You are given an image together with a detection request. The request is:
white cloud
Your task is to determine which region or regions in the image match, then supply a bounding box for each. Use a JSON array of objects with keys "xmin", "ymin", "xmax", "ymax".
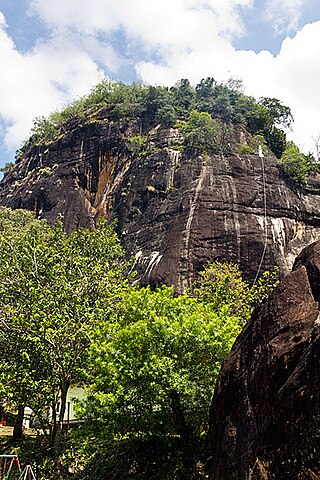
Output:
[
  {"xmin": 264, "ymin": 0, "xmax": 306, "ymax": 34},
  {"xmin": 0, "ymin": 11, "xmax": 7, "ymax": 28},
  {"xmin": 29, "ymin": 0, "xmax": 251, "ymax": 87},
  {"xmin": 137, "ymin": 19, "xmax": 320, "ymax": 153},
  {"xmin": 236, "ymin": 22, "xmax": 320, "ymax": 153},
  {"xmin": 0, "ymin": 0, "xmax": 254, "ymax": 154},
  {"xmin": 273, "ymin": 22, "xmax": 320, "ymax": 151},
  {"xmin": 0, "ymin": 16, "xmax": 119, "ymax": 152},
  {"xmin": 1, "ymin": 0, "xmax": 320, "ymax": 159},
  {"xmin": 29, "ymin": 0, "xmax": 253, "ymax": 48}
]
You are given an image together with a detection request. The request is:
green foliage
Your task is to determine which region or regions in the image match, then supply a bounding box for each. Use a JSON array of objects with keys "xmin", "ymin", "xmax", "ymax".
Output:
[
  {"xmin": 0, "ymin": 211, "xmax": 279, "ymax": 478},
  {"xmin": 239, "ymin": 144, "xmax": 255, "ymax": 154},
  {"xmin": 0, "ymin": 208, "xmax": 129, "ymax": 448},
  {"xmin": 239, "ymin": 134, "xmax": 268, "ymax": 156},
  {"xmin": 30, "ymin": 116, "xmax": 59, "ymax": 144},
  {"xmin": 250, "ymin": 133, "xmax": 268, "ymax": 154},
  {"xmin": 180, "ymin": 110, "xmax": 220, "ymax": 155},
  {"xmin": 17, "ymin": 77, "xmax": 292, "ymax": 160},
  {"xmin": 128, "ymin": 135, "xmax": 146, "ymax": 156},
  {"xmin": 75, "ymin": 262, "xmax": 278, "ymax": 479},
  {"xmin": 264, "ymin": 126, "xmax": 286, "ymax": 159},
  {"xmin": 258, "ymin": 97, "xmax": 293, "ymax": 130},
  {"xmin": 79, "ymin": 285, "xmax": 244, "ymax": 479},
  {"xmin": 190, "ymin": 261, "xmax": 279, "ymax": 323},
  {"xmin": 141, "ymin": 85, "xmax": 172, "ymax": 119},
  {"xmin": 0, "ymin": 162, "xmax": 15, "ymax": 176},
  {"xmin": 155, "ymin": 104, "xmax": 177, "ymax": 127},
  {"xmin": 278, "ymin": 141, "xmax": 319, "ymax": 185},
  {"xmin": 244, "ymin": 97, "xmax": 292, "ymax": 158},
  {"xmin": 170, "ymin": 78, "xmax": 195, "ymax": 118}
]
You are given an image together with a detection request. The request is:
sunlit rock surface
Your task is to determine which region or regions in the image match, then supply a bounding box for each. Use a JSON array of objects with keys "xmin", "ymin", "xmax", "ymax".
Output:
[
  {"xmin": 208, "ymin": 240, "xmax": 320, "ymax": 479},
  {"xmin": 1, "ymin": 116, "xmax": 320, "ymax": 292}
]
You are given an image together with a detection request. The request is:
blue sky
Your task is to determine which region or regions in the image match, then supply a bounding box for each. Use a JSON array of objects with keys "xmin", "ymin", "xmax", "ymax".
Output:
[{"xmin": 0, "ymin": 0, "xmax": 320, "ymax": 169}]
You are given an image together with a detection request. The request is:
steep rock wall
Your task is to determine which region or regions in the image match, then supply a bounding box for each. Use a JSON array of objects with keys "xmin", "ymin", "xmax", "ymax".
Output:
[
  {"xmin": 1, "ymin": 117, "xmax": 320, "ymax": 292},
  {"xmin": 207, "ymin": 240, "xmax": 320, "ymax": 479}
]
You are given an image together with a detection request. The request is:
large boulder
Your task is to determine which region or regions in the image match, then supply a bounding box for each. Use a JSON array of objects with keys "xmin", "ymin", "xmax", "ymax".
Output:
[{"xmin": 208, "ymin": 241, "xmax": 320, "ymax": 479}]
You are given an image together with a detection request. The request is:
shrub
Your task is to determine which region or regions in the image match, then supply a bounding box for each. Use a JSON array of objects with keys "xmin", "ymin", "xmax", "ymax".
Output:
[
  {"xmin": 239, "ymin": 145, "xmax": 254, "ymax": 154},
  {"xmin": 181, "ymin": 110, "xmax": 220, "ymax": 154},
  {"xmin": 155, "ymin": 105, "xmax": 177, "ymax": 127},
  {"xmin": 0, "ymin": 162, "xmax": 15, "ymax": 176},
  {"xmin": 278, "ymin": 141, "xmax": 319, "ymax": 185}
]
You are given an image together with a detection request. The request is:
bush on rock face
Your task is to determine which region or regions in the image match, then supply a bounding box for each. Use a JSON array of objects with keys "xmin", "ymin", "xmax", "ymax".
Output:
[{"xmin": 278, "ymin": 141, "xmax": 319, "ymax": 185}]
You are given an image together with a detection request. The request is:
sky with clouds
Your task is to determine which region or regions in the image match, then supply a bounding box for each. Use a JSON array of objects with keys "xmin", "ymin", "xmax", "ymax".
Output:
[{"xmin": 0, "ymin": 0, "xmax": 320, "ymax": 168}]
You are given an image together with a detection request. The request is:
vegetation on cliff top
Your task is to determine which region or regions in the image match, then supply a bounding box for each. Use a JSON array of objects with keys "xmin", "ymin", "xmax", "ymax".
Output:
[
  {"xmin": 0, "ymin": 207, "xmax": 278, "ymax": 479},
  {"xmin": 3, "ymin": 77, "xmax": 316, "ymax": 186},
  {"xmin": 17, "ymin": 77, "xmax": 293, "ymax": 159}
]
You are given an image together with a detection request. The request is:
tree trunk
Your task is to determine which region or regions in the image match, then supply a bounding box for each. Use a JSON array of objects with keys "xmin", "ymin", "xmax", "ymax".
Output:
[
  {"xmin": 13, "ymin": 403, "xmax": 24, "ymax": 441},
  {"xmin": 169, "ymin": 390, "xmax": 192, "ymax": 444},
  {"xmin": 53, "ymin": 381, "xmax": 70, "ymax": 452},
  {"xmin": 169, "ymin": 390, "xmax": 197, "ymax": 475},
  {"xmin": 49, "ymin": 403, "xmax": 57, "ymax": 449}
]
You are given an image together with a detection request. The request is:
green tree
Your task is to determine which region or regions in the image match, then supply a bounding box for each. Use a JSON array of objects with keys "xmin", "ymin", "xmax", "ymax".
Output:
[
  {"xmin": 0, "ymin": 208, "xmax": 128, "ymax": 448},
  {"xmin": 79, "ymin": 280, "xmax": 260, "ymax": 479},
  {"xmin": 195, "ymin": 77, "xmax": 216, "ymax": 103},
  {"xmin": 155, "ymin": 104, "xmax": 177, "ymax": 127},
  {"xmin": 258, "ymin": 97, "xmax": 293, "ymax": 130},
  {"xmin": 17, "ymin": 78, "xmax": 293, "ymax": 162},
  {"xmin": 278, "ymin": 141, "xmax": 319, "ymax": 184},
  {"xmin": 0, "ymin": 161, "xmax": 15, "ymax": 176},
  {"xmin": 170, "ymin": 79, "xmax": 196, "ymax": 118},
  {"xmin": 242, "ymin": 97, "xmax": 292, "ymax": 158},
  {"xmin": 181, "ymin": 110, "xmax": 220, "ymax": 155},
  {"xmin": 264, "ymin": 125, "xmax": 287, "ymax": 159},
  {"xmin": 141, "ymin": 85, "xmax": 171, "ymax": 120},
  {"xmin": 190, "ymin": 261, "xmax": 279, "ymax": 323},
  {"xmin": 29, "ymin": 116, "xmax": 58, "ymax": 145}
]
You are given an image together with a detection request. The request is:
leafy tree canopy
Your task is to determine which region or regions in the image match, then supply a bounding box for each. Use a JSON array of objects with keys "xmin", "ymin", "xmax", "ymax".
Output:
[
  {"xmin": 0, "ymin": 208, "xmax": 129, "ymax": 447},
  {"xmin": 178, "ymin": 110, "xmax": 220, "ymax": 154},
  {"xmin": 0, "ymin": 208, "xmax": 279, "ymax": 478},
  {"xmin": 79, "ymin": 285, "xmax": 244, "ymax": 479},
  {"xmin": 278, "ymin": 141, "xmax": 319, "ymax": 185},
  {"xmin": 77, "ymin": 263, "xmax": 278, "ymax": 479},
  {"xmin": 190, "ymin": 261, "xmax": 279, "ymax": 322},
  {"xmin": 16, "ymin": 77, "xmax": 293, "ymax": 160},
  {"xmin": 258, "ymin": 97, "xmax": 293, "ymax": 130}
]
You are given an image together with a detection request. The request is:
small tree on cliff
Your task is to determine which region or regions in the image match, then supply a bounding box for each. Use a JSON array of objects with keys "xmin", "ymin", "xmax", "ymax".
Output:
[
  {"xmin": 180, "ymin": 110, "xmax": 220, "ymax": 155},
  {"xmin": 0, "ymin": 207, "xmax": 128, "ymax": 448},
  {"xmin": 278, "ymin": 141, "xmax": 319, "ymax": 185}
]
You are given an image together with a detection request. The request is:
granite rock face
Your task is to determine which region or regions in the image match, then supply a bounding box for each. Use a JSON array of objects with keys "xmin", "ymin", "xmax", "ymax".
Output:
[
  {"xmin": 1, "ymin": 116, "xmax": 320, "ymax": 292},
  {"xmin": 208, "ymin": 240, "xmax": 320, "ymax": 479}
]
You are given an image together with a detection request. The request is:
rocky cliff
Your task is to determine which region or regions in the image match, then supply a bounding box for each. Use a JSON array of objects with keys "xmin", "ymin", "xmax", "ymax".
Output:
[
  {"xmin": 1, "ymin": 114, "xmax": 320, "ymax": 292},
  {"xmin": 207, "ymin": 240, "xmax": 320, "ymax": 479}
]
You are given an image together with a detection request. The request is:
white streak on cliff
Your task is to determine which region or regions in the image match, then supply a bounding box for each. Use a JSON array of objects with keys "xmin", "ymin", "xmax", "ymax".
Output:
[
  {"xmin": 145, "ymin": 251, "xmax": 162, "ymax": 275},
  {"xmin": 179, "ymin": 160, "xmax": 206, "ymax": 293},
  {"xmin": 167, "ymin": 149, "xmax": 181, "ymax": 189},
  {"xmin": 271, "ymin": 217, "xmax": 286, "ymax": 257}
]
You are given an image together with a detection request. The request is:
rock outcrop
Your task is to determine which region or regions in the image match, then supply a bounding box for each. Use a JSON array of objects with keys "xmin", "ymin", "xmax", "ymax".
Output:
[
  {"xmin": 1, "ymin": 115, "xmax": 320, "ymax": 292},
  {"xmin": 208, "ymin": 240, "xmax": 320, "ymax": 479}
]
